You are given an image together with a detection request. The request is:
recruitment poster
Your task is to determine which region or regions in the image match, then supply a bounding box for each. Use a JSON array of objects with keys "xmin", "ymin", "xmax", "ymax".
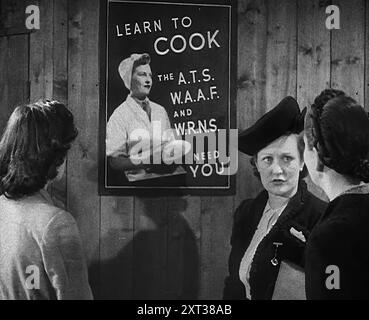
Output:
[{"xmin": 99, "ymin": 0, "xmax": 237, "ymax": 195}]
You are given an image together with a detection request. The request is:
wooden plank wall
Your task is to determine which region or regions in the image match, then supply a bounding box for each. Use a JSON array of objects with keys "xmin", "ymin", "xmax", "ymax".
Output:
[{"xmin": 0, "ymin": 0, "xmax": 368, "ymax": 299}]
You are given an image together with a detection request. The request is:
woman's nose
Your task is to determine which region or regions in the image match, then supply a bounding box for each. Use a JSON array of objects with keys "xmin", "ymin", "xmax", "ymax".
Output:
[{"xmin": 271, "ymin": 161, "xmax": 283, "ymax": 174}]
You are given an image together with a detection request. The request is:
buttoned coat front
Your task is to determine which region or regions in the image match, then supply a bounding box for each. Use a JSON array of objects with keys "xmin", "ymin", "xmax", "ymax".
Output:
[{"xmin": 223, "ymin": 181, "xmax": 327, "ymax": 300}]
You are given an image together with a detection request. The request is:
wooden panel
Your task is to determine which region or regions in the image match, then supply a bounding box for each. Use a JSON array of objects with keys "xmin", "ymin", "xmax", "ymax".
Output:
[
  {"xmin": 0, "ymin": 0, "xmax": 25, "ymax": 30},
  {"xmin": 0, "ymin": 35, "xmax": 29, "ymax": 132},
  {"xmin": 265, "ymin": 0, "xmax": 297, "ymax": 107},
  {"xmin": 28, "ymin": 0, "xmax": 67, "ymax": 207},
  {"xmin": 52, "ymin": 0, "xmax": 68, "ymax": 105},
  {"xmin": 50, "ymin": 0, "xmax": 68, "ymax": 209},
  {"xmin": 0, "ymin": 37, "xmax": 8, "ymax": 131},
  {"xmin": 67, "ymin": 0, "xmax": 100, "ymax": 294},
  {"xmin": 297, "ymin": 0, "xmax": 330, "ymax": 108},
  {"xmin": 0, "ymin": 0, "xmax": 33, "ymax": 36},
  {"xmin": 98, "ymin": 196, "xmax": 134, "ymax": 299},
  {"xmin": 331, "ymin": 0, "xmax": 365, "ymax": 104},
  {"xmin": 297, "ymin": 0, "xmax": 330, "ymax": 201},
  {"xmin": 132, "ymin": 197, "xmax": 168, "ymax": 299},
  {"xmin": 236, "ymin": 0, "xmax": 267, "ymax": 205},
  {"xmin": 200, "ymin": 196, "xmax": 234, "ymax": 299},
  {"xmin": 29, "ymin": 0, "xmax": 53, "ymax": 101},
  {"xmin": 166, "ymin": 196, "xmax": 201, "ymax": 299}
]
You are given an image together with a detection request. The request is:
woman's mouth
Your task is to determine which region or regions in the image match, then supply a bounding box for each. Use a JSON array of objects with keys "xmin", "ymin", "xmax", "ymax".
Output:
[{"xmin": 271, "ymin": 179, "xmax": 286, "ymax": 185}]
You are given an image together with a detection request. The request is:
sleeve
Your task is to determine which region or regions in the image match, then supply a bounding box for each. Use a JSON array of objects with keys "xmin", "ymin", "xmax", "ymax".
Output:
[
  {"xmin": 41, "ymin": 212, "xmax": 93, "ymax": 300},
  {"xmin": 223, "ymin": 200, "xmax": 252, "ymax": 300},
  {"xmin": 106, "ymin": 111, "xmax": 129, "ymax": 157},
  {"xmin": 305, "ymin": 218, "xmax": 357, "ymax": 300},
  {"xmin": 161, "ymin": 108, "xmax": 177, "ymax": 142},
  {"xmin": 159, "ymin": 105, "xmax": 172, "ymax": 131}
]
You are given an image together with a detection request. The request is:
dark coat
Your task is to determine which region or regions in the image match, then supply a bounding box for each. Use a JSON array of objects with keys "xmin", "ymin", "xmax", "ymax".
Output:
[
  {"xmin": 305, "ymin": 191, "xmax": 369, "ymax": 300},
  {"xmin": 223, "ymin": 181, "xmax": 327, "ymax": 300}
]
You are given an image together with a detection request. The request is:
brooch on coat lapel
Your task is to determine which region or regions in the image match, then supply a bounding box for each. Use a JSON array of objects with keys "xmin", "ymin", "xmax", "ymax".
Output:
[{"xmin": 271, "ymin": 242, "xmax": 283, "ymax": 266}]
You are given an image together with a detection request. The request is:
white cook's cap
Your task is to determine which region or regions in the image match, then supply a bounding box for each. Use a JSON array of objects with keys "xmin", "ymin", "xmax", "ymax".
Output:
[{"xmin": 118, "ymin": 53, "xmax": 150, "ymax": 90}]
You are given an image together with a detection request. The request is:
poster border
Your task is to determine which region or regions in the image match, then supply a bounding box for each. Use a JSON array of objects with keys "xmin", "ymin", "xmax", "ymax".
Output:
[{"xmin": 98, "ymin": 0, "xmax": 237, "ymax": 196}]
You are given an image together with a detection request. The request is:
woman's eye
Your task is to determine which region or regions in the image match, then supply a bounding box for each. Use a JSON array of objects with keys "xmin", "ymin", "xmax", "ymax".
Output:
[
  {"xmin": 263, "ymin": 157, "xmax": 273, "ymax": 164},
  {"xmin": 283, "ymin": 156, "xmax": 293, "ymax": 162}
]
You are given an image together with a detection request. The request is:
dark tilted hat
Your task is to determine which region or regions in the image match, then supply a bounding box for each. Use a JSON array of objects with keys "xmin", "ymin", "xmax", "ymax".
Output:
[{"xmin": 239, "ymin": 96, "xmax": 306, "ymax": 155}]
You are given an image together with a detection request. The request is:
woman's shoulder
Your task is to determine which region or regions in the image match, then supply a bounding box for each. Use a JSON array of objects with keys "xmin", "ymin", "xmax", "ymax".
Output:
[
  {"xmin": 149, "ymin": 100, "xmax": 170, "ymax": 115},
  {"xmin": 308, "ymin": 215, "xmax": 359, "ymax": 254},
  {"xmin": 234, "ymin": 191, "xmax": 267, "ymax": 221},
  {"xmin": 0, "ymin": 193, "xmax": 77, "ymax": 243},
  {"xmin": 31, "ymin": 201, "xmax": 76, "ymax": 235},
  {"xmin": 40, "ymin": 208, "xmax": 80, "ymax": 244},
  {"xmin": 36, "ymin": 190, "xmax": 74, "ymax": 220},
  {"xmin": 25, "ymin": 198, "xmax": 80, "ymax": 246},
  {"xmin": 300, "ymin": 182, "xmax": 328, "ymax": 213},
  {"xmin": 331, "ymin": 192, "xmax": 369, "ymax": 212},
  {"xmin": 320, "ymin": 194, "xmax": 369, "ymax": 228},
  {"xmin": 312, "ymin": 195, "xmax": 369, "ymax": 235}
]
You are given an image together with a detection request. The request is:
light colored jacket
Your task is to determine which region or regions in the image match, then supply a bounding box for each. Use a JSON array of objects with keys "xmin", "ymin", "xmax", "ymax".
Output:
[
  {"xmin": 106, "ymin": 95, "xmax": 175, "ymax": 181},
  {"xmin": 106, "ymin": 95, "xmax": 173, "ymax": 158},
  {"xmin": 0, "ymin": 189, "xmax": 93, "ymax": 300}
]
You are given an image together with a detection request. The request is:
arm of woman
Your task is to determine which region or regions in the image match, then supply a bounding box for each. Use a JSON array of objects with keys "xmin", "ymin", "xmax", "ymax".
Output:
[{"xmin": 41, "ymin": 211, "xmax": 93, "ymax": 300}]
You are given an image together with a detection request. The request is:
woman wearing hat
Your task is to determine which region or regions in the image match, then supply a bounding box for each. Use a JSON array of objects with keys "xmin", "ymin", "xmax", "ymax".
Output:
[
  {"xmin": 106, "ymin": 53, "xmax": 182, "ymax": 182},
  {"xmin": 223, "ymin": 97, "xmax": 326, "ymax": 300},
  {"xmin": 303, "ymin": 89, "xmax": 369, "ymax": 299}
]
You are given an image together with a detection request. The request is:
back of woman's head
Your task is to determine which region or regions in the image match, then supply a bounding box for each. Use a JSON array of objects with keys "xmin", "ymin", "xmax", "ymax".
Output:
[
  {"xmin": 0, "ymin": 99, "xmax": 78, "ymax": 199},
  {"xmin": 305, "ymin": 89, "xmax": 369, "ymax": 182}
]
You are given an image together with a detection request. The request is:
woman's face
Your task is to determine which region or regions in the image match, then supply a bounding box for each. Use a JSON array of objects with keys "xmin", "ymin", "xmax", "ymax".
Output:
[
  {"xmin": 130, "ymin": 64, "xmax": 152, "ymax": 100},
  {"xmin": 303, "ymin": 134, "xmax": 320, "ymax": 185},
  {"xmin": 256, "ymin": 134, "xmax": 304, "ymax": 198}
]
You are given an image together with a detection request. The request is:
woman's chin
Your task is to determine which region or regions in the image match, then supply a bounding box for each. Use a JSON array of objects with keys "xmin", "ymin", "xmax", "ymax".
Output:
[{"xmin": 267, "ymin": 183, "xmax": 295, "ymax": 197}]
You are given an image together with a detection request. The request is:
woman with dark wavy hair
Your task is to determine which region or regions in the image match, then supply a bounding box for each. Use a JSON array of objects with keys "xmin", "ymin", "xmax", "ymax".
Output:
[
  {"xmin": 0, "ymin": 99, "xmax": 92, "ymax": 300},
  {"xmin": 304, "ymin": 89, "xmax": 369, "ymax": 299}
]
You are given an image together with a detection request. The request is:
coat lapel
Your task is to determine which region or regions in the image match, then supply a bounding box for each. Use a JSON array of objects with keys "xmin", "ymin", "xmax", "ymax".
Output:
[
  {"xmin": 239, "ymin": 181, "xmax": 308, "ymax": 267},
  {"xmin": 266, "ymin": 181, "xmax": 307, "ymax": 238},
  {"xmin": 243, "ymin": 191, "xmax": 268, "ymax": 247}
]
